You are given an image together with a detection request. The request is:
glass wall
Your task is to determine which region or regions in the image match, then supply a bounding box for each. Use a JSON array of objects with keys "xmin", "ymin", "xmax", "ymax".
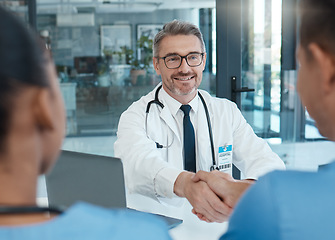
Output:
[
  {"xmin": 33, "ymin": 0, "xmax": 216, "ymax": 139},
  {"xmin": 2, "ymin": 0, "xmax": 334, "ymax": 171},
  {"xmin": 0, "ymin": 0, "xmax": 29, "ymax": 22},
  {"xmin": 240, "ymin": 0, "xmax": 282, "ymax": 138}
]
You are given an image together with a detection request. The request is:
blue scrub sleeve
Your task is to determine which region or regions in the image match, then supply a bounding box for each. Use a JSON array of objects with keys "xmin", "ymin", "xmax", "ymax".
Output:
[{"xmin": 220, "ymin": 173, "xmax": 280, "ymax": 240}]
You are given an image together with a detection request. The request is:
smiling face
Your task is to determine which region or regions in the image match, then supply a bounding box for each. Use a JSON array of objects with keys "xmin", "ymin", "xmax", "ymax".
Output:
[{"xmin": 153, "ymin": 34, "xmax": 206, "ymax": 104}]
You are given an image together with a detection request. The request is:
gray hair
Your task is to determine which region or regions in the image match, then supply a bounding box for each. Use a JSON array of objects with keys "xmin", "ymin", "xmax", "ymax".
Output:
[{"xmin": 153, "ymin": 19, "xmax": 206, "ymax": 57}]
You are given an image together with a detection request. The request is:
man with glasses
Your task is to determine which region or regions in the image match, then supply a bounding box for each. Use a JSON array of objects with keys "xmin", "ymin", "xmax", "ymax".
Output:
[
  {"xmin": 114, "ymin": 20, "xmax": 285, "ymax": 223},
  {"xmin": 159, "ymin": 52, "xmax": 205, "ymax": 69}
]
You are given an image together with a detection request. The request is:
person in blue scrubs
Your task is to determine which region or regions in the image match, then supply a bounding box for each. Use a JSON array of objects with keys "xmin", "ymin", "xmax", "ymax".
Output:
[
  {"xmin": 193, "ymin": 0, "xmax": 335, "ymax": 239},
  {"xmin": 0, "ymin": 7, "xmax": 171, "ymax": 240}
]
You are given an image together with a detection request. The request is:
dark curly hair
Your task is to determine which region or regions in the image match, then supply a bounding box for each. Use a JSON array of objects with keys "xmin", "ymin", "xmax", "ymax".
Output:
[{"xmin": 0, "ymin": 7, "xmax": 49, "ymax": 152}]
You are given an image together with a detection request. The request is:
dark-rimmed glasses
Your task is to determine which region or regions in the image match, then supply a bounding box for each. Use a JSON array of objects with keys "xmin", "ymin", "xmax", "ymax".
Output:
[{"xmin": 158, "ymin": 52, "xmax": 205, "ymax": 69}]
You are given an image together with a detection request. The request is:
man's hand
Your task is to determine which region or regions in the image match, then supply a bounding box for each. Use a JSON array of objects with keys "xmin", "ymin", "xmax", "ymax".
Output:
[
  {"xmin": 174, "ymin": 172, "xmax": 232, "ymax": 223},
  {"xmin": 192, "ymin": 170, "xmax": 254, "ymax": 209}
]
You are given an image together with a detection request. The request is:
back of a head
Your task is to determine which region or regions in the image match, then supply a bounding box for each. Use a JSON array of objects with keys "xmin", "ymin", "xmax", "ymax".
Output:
[
  {"xmin": 153, "ymin": 20, "xmax": 206, "ymax": 57},
  {"xmin": 300, "ymin": 0, "xmax": 335, "ymax": 55},
  {"xmin": 0, "ymin": 7, "xmax": 48, "ymax": 151}
]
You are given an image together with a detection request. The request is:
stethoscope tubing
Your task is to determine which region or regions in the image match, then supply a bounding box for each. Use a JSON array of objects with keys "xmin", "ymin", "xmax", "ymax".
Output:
[
  {"xmin": 145, "ymin": 84, "xmax": 217, "ymax": 168},
  {"xmin": 198, "ymin": 93, "xmax": 216, "ymax": 169}
]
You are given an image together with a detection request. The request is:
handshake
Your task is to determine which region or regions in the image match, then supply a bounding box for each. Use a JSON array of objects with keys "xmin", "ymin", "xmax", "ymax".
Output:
[{"xmin": 174, "ymin": 170, "xmax": 254, "ymax": 223}]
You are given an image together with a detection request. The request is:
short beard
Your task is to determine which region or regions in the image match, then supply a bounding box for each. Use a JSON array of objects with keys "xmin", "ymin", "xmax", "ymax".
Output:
[
  {"xmin": 167, "ymin": 72, "xmax": 199, "ymax": 96},
  {"xmin": 164, "ymin": 80, "xmax": 198, "ymax": 96}
]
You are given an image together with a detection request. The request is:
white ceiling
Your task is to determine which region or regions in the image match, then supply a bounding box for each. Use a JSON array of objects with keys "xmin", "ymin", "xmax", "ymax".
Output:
[{"xmin": 34, "ymin": 0, "xmax": 215, "ymax": 14}]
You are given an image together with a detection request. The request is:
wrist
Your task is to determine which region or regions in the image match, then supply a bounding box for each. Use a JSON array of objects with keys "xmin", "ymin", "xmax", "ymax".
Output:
[{"xmin": 173, "ymin": 171, "xmax": 194, "ymax": 197}]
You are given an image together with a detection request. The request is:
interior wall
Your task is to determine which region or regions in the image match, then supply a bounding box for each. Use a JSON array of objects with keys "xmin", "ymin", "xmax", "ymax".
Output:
[{"xmin": 37, "ymin": 9, "xmax": 197, "ymax": 67}]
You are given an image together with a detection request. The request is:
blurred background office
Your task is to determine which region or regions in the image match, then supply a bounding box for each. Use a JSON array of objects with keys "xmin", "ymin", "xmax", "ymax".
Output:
[{"xmin": 2, "ymin": 0, "xmax": 335, "ymax": 194}]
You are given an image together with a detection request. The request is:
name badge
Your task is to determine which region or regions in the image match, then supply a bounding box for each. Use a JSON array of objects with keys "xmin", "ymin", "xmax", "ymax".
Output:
[{"xmin": 217, "ymin": 145, "xmax": 232, "ymax": 172}]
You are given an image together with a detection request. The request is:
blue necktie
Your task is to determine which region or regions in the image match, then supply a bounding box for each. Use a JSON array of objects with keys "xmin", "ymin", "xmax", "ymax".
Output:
[{"xmin": 180, "ymin": 105, "xmax": 196, "ymax": 172}]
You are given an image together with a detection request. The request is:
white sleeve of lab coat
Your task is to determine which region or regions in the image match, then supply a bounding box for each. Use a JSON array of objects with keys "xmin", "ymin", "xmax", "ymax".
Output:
[
  {"xmin": 229, "ymin": 102, "xmax": 286, "ymax": 179},
  {"xmin": 114, "ymin": 99, "xmax": 183, "ymax": 205}
]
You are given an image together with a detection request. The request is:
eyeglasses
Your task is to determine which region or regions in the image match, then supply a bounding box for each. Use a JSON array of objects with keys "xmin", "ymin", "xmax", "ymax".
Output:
[{"xmin": 158, "ymin": 52, "xmax": 205, "ymax": 69}]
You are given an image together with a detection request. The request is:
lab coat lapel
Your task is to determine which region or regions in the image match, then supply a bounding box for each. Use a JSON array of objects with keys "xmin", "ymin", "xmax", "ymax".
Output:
[{"xmin": 159, "ymin": 105, "xmax": 181, "ymax": 144}]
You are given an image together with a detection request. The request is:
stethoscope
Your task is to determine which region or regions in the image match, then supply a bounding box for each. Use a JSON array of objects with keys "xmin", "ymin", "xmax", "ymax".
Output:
[
  {"xmin": 0, "ymin": 205, "xmax": 63, "ymax": 214},
  {"xmin": 145, "ymin": 84, "xmax": 219, "ymax": 171}
]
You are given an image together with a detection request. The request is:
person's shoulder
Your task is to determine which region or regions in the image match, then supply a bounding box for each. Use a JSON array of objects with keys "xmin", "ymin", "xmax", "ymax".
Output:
[
  {"xmin": 224, "ymin": 167, "xmax": 335, "ymax": 240},
  {"xmin": 261, "ymin": 167, "xmax": 328, "ymax": 183},
  {"xmin": 246, "ymin": 165, "xmax": 335, "ymax": 206},
  {"xmin": 65, "ymin": 202, "xmax": 171, "ymax": 239},
  {"xmin": 67, "ymin": 202, "xmax": 161, "ymax": 223},
  {"xmin": 253, "ymin": 168, "xmax": 324, "ymax": 195},
  {"xmin": 256, "ymin": 169, "xmax": 303, "ymax": 186},
  {"xmin": 238, "ymin": 170, "xmax": 291, "ymax": 201}
]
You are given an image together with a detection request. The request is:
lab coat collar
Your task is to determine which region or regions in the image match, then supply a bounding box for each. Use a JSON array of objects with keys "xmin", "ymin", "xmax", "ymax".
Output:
[
  {"xmin": 160, "ymin": 87, "xmax": 181, "ymax": 117},
  {"xmin": 158, "ymin": 87, "xmax": 181, "ymax": 143},
  {"xmin": 157, "ymin": 87, "xmax": 200, "ymax": 144},
  {"xmin": 188, "ymin": 94, "xmax": 199, "ymax": 114},
  {"xmin": 160, "ymin": 87, "xmax": 199, "ymax": 117}
]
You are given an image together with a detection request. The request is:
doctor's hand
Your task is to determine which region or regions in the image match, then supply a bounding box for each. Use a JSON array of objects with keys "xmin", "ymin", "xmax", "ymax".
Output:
[
  {"xmin": 174, "ymin": 171, "xmax": 232, "ymax": 223},
  {"xmin": 192, "ymin": 170, "xmax": 254, "ymax": 210}
]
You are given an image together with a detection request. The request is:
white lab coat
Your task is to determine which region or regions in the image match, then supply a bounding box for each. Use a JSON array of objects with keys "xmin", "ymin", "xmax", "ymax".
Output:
[{"xmin": 114, "ymin": 84, "xmax": 285, "ymax": 206}]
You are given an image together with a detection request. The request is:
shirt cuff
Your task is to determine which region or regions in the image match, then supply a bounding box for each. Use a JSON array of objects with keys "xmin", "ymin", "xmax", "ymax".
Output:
[{"xmin": 154, "ymin": 167, "xmax": 183, "ymax": 199}]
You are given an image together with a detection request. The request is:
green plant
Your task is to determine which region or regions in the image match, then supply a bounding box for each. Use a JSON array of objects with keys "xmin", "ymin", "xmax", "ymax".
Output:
[
  {"xmin": 102, "ymin": 45, "xmax": 133, "ymax": 65},
  {"xmin": 97, "ymin": 63, "xmax": 108, "ymax": 76},
  {"xmin": 102, "ymin": 48, "xmax": 113, "ymax": 58},
  {"xmin": 120, "ymin": 45, "xmax": 134, "ymax": 65},
  {"xmin": 131, "ymin": 35, "xmax": 153, "ymax": 70}
]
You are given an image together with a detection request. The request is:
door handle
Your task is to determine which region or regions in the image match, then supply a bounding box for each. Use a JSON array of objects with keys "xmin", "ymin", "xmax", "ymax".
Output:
[
  {"xmin": 232, "ymin": 87, "xmax": 255, "ymax": 93},
  {"xmin": 231, "ymin": 76, "xmax": 255, "ymax": 93},
  {"xmin": 231, "ymin": 76, "xmax": 255, "ymax": 102}
]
